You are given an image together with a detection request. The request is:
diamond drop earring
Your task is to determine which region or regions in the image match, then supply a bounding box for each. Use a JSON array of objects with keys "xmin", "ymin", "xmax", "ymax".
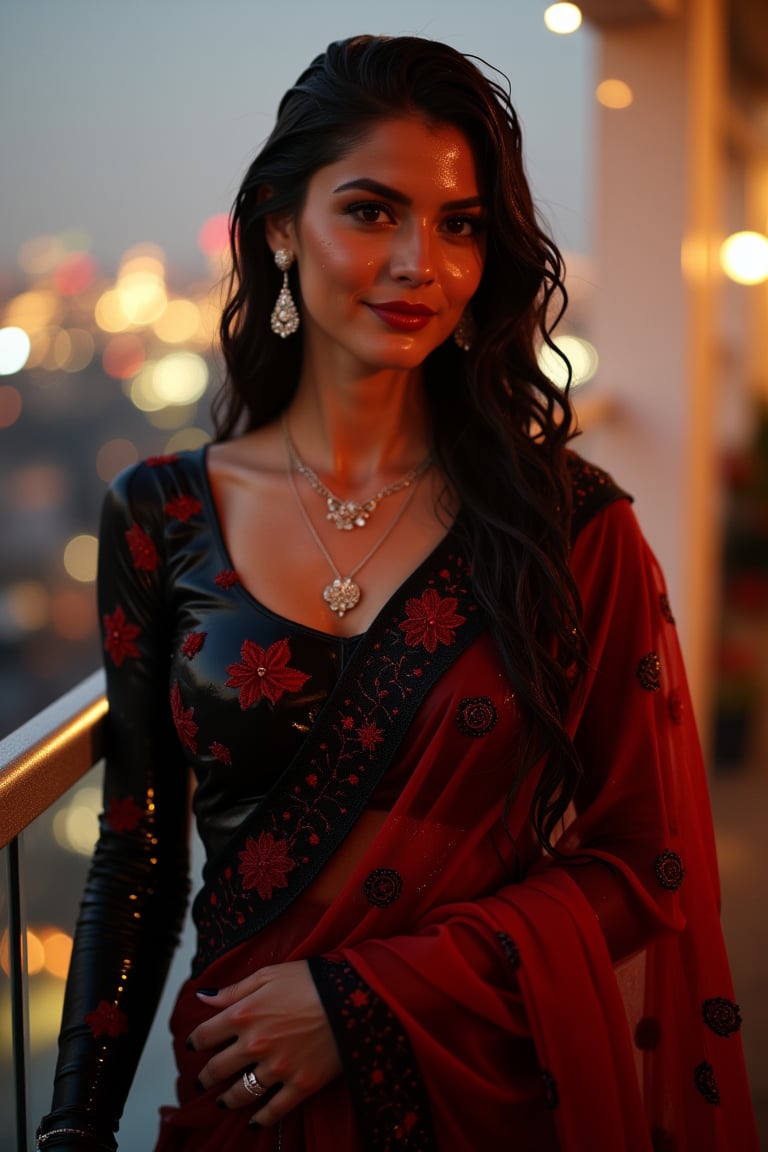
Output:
[{"xmin": 270, "ymin": 248, "xmax": 300, "ymax": 338}]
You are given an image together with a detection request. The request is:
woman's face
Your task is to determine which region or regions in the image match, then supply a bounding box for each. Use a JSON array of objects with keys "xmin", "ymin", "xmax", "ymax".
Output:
[{"xmin": 270, "ymin": 116, "xmax": 487, "ymax": 376}]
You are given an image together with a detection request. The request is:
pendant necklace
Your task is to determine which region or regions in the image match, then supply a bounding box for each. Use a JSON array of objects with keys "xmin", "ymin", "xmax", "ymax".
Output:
[
  {"xmin": 285, "ymin": 434, "xmax": 428, "ymax": 618},
  {"xmin": 284, "ymin": 420, "xmax": 432, "ymax": 530}
]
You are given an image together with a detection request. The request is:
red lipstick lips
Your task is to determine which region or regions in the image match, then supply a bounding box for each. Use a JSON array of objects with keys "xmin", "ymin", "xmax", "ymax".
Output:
[{"xmin": 366, "ymin": 301, "xmax": 436, "ymax": 332}]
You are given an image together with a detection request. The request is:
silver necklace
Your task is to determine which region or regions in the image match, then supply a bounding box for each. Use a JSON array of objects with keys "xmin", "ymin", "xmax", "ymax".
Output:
[
  {"xmin": 286, "ymin": 444, "xmax": 426, "ymax": 618},
  {"xmin": 284, "ymin": 421, "xmax": 432, "ymax": 531}
]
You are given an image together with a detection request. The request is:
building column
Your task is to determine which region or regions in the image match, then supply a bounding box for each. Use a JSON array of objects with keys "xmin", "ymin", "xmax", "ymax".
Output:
[{"xmin": 578, "ymin": 0, "xmax": 725, "ymax": 743}]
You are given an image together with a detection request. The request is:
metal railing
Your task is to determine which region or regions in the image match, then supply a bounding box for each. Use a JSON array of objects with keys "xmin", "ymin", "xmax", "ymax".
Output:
[{"xmin": 0, "ymin": 670, "xmax": 107, "ymax": 1152}]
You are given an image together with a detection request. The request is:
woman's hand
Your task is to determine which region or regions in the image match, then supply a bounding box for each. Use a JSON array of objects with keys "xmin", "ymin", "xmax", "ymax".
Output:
[{"xmin": 187, "ymin": 960, "xmax": 342, "ymax": 1126}]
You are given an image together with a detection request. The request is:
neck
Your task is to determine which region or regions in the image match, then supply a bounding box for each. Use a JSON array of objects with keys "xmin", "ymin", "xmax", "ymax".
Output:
[{"xmin": 286, "ymin": 365, "xmax": 431, "ymax": 491}]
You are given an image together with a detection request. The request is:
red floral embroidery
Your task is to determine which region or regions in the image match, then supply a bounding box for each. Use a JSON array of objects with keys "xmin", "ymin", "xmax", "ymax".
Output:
[
  {"xmin": 125, "ymin": 523, "xmax": 159, "ymax": 572},
  {"xmin": 215, "ymin": 569, "xmax": 240, "ymax": 589},
  {"xmin": 170, "ymin": 682, "xmax": 198, "ymax": 753},
  {"xmin": 103, "ymin": 604, "xmax": 141, "ymax": 666},
  {"xmin": 350, "ymin": 988, "xmax": 370, "ymax": 1008},
  {"xmin": 181, "ymin": 631, "xmax": 207, "ymax": 659},
  {"xmin": 357, "ymin": 720, "xmax": 384, "ymax": 752},
  {"xmin": 146, "ymin": 454, "xmax": 179, "ymax": 466},
  {"xmin": 399, "ymin": 588, "xmax": 465, "ymax": 653},
  {"xmin": 226, "ymin": 637, "xmax": 310, "ymax": 708},
  {"xmin": 164, "ymin": 494, "xmax": 202, "ymax": 521},
  {"xmin": 105, "ymin": 796, "xmax": 144, "ymax": 833},
  {"xmin": 238, "ymin": 832, "xmax": 296, "ymax": 900},
  {"xmin": 84, "ymin": 1000, "xmax": 128, "ymax": 1039},
  {"xmin": 209, "ymin": 741, "xmax": 232, "ymax": 765}
]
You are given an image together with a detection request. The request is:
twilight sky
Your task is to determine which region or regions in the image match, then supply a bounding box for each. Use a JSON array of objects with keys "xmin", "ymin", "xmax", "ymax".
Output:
[{"xmin": 0, "ymin": 0, "xmax": 595, "ymax": 277}]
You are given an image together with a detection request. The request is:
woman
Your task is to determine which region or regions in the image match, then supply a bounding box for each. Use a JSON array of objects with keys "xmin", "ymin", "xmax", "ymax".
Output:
[{"xmin": 37, "ymin": 34, "xmax": 758, "ymax": 1152}]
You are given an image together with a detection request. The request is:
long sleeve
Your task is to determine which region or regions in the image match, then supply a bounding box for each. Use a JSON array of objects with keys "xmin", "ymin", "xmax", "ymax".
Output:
[{"xmin": 37, "ymin": 465, "xmax": 191, "ymax": 1151}]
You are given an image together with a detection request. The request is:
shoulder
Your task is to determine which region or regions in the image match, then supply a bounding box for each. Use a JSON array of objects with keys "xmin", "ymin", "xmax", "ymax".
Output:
[
  {"xmin": 565, "ymin": 450, "xmax": 633, "ymax": 544},
  {"xmin": 103, "ymin": 447, "xmax": 208, "ymax": 523}
]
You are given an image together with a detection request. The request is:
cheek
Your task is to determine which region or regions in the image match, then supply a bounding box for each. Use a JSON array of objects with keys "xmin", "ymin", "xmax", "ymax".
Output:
[
  {"xmin": 299, "ymin": 226, "xmax": 373, "ymax": 292},
  {"xmin": 443, "ymin": 253, "xmax": 485, "ymax": 299}
]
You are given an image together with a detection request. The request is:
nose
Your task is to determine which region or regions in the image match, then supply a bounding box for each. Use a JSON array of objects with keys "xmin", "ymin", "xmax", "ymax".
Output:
[{"xmin": 390, "ymin": 220, "xmax": 436, "ymax": 285}]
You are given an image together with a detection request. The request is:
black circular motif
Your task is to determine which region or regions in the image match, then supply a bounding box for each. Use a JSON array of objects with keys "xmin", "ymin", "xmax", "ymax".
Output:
[
  {"xmin": 363, "ymin": 868, "xmax": 403, "ymax": 908},
  {"xmin": 702, "ymin": 996, "xmax": 742, "ymax": 1038},
  {"xmin": 634, "ymin": 1016, "xmax": 661, "ymax": 1050},
  {"xmin": 654, "ymin": 849, "xmax": 685, "ymax": 891},
  {"xmin": 456, "ymin": 696, "xmax": 498, "ymax": 737},
  {"xmin": 540, "ymin": 1070, "xmax": 559, "ymax": 1110},
  {"xmin": 693, "ymin": 1060, "xmax": 720, "ymax": 1105},
  {"xmin": 495, "ymin": 932, "xmax": 521, "ymax": 970},
  {"xmin": 636, "ymin": 651, "xmax": 661, "ymax": 692},
  {"xmin": 659, "ymin": 594, "xmax": 676, "ymax": 625}
]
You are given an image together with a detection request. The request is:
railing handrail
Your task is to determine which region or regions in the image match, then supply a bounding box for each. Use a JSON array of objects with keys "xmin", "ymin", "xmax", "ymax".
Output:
[{"xmin": 0, "ymin": 669, "xmax": 107, "ymax": 848}]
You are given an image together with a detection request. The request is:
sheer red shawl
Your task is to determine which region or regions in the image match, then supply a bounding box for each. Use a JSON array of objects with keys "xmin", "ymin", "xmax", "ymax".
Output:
[{"xmin": 155, "ymin": 498, "xmax": 758, "ymax": 1152}]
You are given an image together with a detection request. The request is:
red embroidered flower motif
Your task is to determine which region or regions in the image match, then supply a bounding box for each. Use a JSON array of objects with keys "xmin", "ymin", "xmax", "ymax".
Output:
[
  {"xmin": 170, "ymin": 682, "xmax": 198, "ymax": 753},
  {"xmin": 84, "ymin": 1000, "xmax": 128, "ymax": 1039},
  {"xmin": 357, "ymin": 720, "xmax": 384, "ymax": 752},
  {"xmin": 349, "ymin": 988, "xmax": 369, "ymax": 1008},
  {"xmin": 125, "ymin": 523, "xmax": 159, "ymax": 572},
  {"xmin": 147, "ymin": 454, "xmax": 179, "ymax": 466},
  {"xmin": 164, "ymin": 494, "xmax": 202, "ymax": 521},
  {"xmin": 181, "ymin": 631, "xmax": 207, "ymax": 659},
  {"xmin": 103, "ymin": 604, "xmax": 141, "ymax": 666},
  {"xmin": 226, "ymin": 638, "xmax": 310, "ymax": 708},
  {"xmin": 209, "ymin": 741, "xmax": 232, "ymax": 765},
  {"xmin": 215, "ymin": 569, "xmax": 240, "ymax": 589},
  {"xmin": 399, "ymin": 588, "xmax": 465, "ymax": 653},
  {"xmin": 237, "ymin": 832, "xmax": 296, "ymax": 900},
  {"xmin": 105, "ymin": 795, "xmax": 144, "ymax": 833}
]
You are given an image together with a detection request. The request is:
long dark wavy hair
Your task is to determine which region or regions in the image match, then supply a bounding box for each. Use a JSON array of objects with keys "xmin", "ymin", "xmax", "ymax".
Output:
[{"xmin": 213, "ymin": 34, "xmax": 586, "ymax": 854}]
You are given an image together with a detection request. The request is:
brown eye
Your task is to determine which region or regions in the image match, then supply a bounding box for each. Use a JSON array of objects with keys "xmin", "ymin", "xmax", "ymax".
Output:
[
  {"xmin": 348, "ymin": 202, "xmax": 393, "ymax": 225},
  {"xmin": 443, "ymin": 215, "xmax": 483, "ymax": 237}
]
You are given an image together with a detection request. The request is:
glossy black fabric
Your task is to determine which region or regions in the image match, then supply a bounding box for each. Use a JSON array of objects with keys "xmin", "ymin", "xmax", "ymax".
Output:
[{"xmin": 39, "ymin": 450, "xmax": 364, "ymax": 1148}]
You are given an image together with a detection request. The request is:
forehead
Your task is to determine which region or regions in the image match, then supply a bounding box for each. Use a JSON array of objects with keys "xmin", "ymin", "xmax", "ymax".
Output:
[{"xmin": 309, "ymin": 117, "xmax": 482, "ymax": 197}]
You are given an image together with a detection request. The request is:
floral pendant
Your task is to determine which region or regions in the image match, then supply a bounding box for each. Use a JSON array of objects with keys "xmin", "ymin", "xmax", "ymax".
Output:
[
  {"xmin": 323, "ymin": 577, "xmax": 361, "ymax": 617},
  {"xmin": 326, "ymin": 497, "xmax": 374, "ymax": 530}
]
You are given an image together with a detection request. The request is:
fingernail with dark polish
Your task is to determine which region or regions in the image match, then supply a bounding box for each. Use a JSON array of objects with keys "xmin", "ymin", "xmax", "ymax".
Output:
[{"xmin": 197, "ymin": 988, "xmax": 219, "ymax": 997}]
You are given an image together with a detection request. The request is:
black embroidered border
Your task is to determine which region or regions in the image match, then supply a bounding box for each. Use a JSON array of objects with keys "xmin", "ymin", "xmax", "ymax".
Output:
[
  {"xmin": 308, "ymin": 958, "xmax": 437, "ymax": 1151},
  {"xmin": 566, "ymin": 453, "xmax": 632, "ymax": 541},
  {"xmin": 191, "ymin": 538, "xmax": 486, "ymax": 973}
]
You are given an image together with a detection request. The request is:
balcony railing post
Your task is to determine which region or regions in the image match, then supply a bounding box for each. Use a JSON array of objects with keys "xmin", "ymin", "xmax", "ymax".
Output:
[{"xmin": 8, "ymin": 833, "xmax": 30, "ymax": 1152}]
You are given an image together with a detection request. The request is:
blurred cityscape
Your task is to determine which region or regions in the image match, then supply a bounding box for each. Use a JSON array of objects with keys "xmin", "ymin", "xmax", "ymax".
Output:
[{"xmin": 0, "ymin": 224, "xmax": 233, "ymax": 1148}]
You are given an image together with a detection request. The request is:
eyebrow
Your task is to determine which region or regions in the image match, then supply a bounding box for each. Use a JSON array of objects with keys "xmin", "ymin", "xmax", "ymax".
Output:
[{"xmin": 332, "ymin": 178, "xmax": 485, "ymax": 212}]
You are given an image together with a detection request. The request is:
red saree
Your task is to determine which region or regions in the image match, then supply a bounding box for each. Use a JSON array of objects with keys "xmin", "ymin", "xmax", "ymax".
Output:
[{"xmin": 154, "ymin": 493, "xmax": 758, "ymax": 1152}]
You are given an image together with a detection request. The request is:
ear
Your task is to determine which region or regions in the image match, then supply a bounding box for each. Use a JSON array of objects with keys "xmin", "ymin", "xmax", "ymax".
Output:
[{"xmin": 264, "ymin": 208, "xmax": 298, "ymax": 256}]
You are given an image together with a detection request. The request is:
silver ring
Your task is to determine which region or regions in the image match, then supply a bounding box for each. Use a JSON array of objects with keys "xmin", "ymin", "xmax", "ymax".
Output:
[{"xmin": 242, "ymin": 1068, "xmax": 267, "ymax": 1098}]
